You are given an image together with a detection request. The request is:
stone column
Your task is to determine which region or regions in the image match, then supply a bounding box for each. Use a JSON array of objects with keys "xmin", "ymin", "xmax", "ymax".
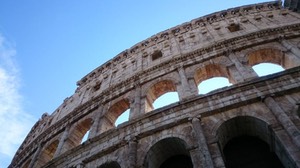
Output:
[
  {"xmin": 29, "ymin": 144, "xmax": 42, "ymax": 168},
  {"xmin": 280, "ymin": 39, "xmax": 300, "ymax": 58},
  {"xmin": 54, "ymin": 125, "xmax": 70, "ymax": 158},
  {"xmin": 187, "ymin": 77, "xmax": 199, "ymax": 95},
  {"xmin": 127, "ymin": 138, "xmax": 138, "ymax": 168},
  {"xmin": 209, "ymin": 142, "xmax": 226, "ymax": 168},
  {"xmin": 177, "ymin": 66, "xmax": 197, "ymax": 99},
  {"xmin": 130, "ymin": 84, "xmax": 141, "ymax": 120},
  {"xmin": 88, "ymin": 105, "xmax": 104, "ymax": 139},
  {"xmin": 264, "ymin": 96, "xmax": 300, "ymax": 148},
  {"xmin": 228, "ymin": 52, "xmax": 257, "ymax": 81},
  {"xmin": 190, "ymin": 117, "xmax": 214, "ymax": 168},
  {"xmin": 189, "ymin": 148, "xmax": 203, "ymax": 168}
]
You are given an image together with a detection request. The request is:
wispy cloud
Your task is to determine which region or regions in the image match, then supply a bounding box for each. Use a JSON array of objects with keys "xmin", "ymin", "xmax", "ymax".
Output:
[{"xmin": 0, "ymin": 34, "xmax": 34, "ymax": 167}]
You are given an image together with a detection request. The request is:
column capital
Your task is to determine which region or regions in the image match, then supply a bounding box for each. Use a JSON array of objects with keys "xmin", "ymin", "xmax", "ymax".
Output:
[{"xmin": 188, "ymin": 115, "xmax": 201, "ymax": 122}]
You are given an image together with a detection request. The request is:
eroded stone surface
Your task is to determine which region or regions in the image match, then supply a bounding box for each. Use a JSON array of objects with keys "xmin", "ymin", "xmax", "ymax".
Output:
[{"xmin": 10, "ymin": 1, "xmax": 300, "ymax": 168}]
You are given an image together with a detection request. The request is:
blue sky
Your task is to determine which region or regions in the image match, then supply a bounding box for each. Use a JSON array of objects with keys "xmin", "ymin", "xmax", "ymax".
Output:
[{"xmin": 0, "ymin": 0, "xmax": 279, "ymax": 167}]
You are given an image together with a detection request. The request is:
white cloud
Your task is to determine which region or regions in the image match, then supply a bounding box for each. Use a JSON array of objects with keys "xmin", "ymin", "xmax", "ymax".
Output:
[{"xmin": 0, "ymin": 34, "xmax": 34, "ymax": 166}]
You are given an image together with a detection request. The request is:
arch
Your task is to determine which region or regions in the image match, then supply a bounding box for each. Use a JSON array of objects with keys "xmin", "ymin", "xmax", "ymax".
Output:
[
  {"xmin": 62, "ymin": 118, "xmax": 93, "ymax": 153},
  {"xmin": 98, "ymin": 161, "xmax": 121, "ymax": 168},
  {"xmin": 224, "ymin": 135, "xmax": 283, "ymax": 168},
  {"xmin": 194, "ymin": 64, "xmax": 233, "ymax": 94},
  {"xmin": 102, "ymin": 99, "xmax": 130, "ymax": 131},
  {"xmin": 216, "ymin": 116, "xmax": 293, "ymax": 168},
  {"xmin": 145, "ymin": 80, "xmax": 179, "ymax": 112},
  {"xmin": 36, "ymin": 140, "xmax": 59, "ymax": 167},
  {"xmin": 247, "ymin": 48, "xmax": 284, "ymax": 67},
  {"xmin": 194, "ymin": 64, "xmax": 230, "ymax": 85},
  {"xmin": 144, "ymin": 137, "xmax": 193, "ymax": 168}
]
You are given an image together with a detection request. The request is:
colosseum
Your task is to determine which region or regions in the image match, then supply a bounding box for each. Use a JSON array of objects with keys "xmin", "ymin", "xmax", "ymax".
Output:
[{"xmin": 9, "ymin": 1, "xmax": 300, "ymax": 168}]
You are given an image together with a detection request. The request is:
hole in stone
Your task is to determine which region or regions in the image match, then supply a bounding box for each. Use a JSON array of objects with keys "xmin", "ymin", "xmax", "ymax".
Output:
[
  {"xmin": 228, "ymin": 24, "xmax": 240, "ymax": 32},
  {"xmin": 152, "ymin": 51, "xmax": 163, "ymax": 61}
]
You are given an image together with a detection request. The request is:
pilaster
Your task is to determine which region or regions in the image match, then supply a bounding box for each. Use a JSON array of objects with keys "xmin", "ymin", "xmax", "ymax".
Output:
[
  {"xmin": 190, "ymin": 117, "xmax": 214, "ymax": 168},
  {"xmin": 88, "ymin": 105, "xmax": 104, "ymax": 139},
  {"xmin": 127, "ymin": 137, "xmax": 138, "ymax": 168},
  {"xmin": 228, "ymin": 52, "xmax": 257, "ymax": 82},
  {"xmin": 29, "ymin": 144, "xmax": 42, "ymax": 168},
  {"xmin": 54, "ymin": 125, "xmax": 70, "ymax": 158},
  {"xmin": 177, "ymin": 66, "xmax": 197, "ymax": 99},
  {"xmin": 130, "ymin": 83, "xmax": 141, "ymax": 120},
  {"xmin": 189, "ymin": 148, "xmax": 203, "ymax": 168},
  {"xmin": 264, "ymin": 96, "xmax": 300, "ymax": 148}
]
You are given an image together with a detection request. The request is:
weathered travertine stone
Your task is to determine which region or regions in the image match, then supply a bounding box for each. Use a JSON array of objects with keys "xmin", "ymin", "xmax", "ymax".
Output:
[{"xmin": 10, "ymin": 1, "xmax": 300, "ymax": 168}]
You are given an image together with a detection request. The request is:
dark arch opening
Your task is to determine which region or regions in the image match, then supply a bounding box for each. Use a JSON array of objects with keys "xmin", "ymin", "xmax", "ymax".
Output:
[
  {"xmin": 224, "ymin": 135, "xmax": 283, "ymax": 168},
  {"xmin": 217, "ymin": 116, "xmax": 294, "ymax": 168},
  {"xmin": 144, "ymin": 137, "xmax": 193, "ymax": 168},
  {"xmin": 159, "ymin": 154, "xmax": 193, "ymax": 168},
  {"xmin": 98, "ymin": 161, "xmax": 121, "ymax": 168}
]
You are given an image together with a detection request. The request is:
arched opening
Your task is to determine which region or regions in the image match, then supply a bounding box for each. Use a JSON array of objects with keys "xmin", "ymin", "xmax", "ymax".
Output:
[
  {"xmin": 98, "ymin": 161, "xmax": 121, "ymax": 168},
  {"xmin": 252, "ymin": 63, "xmax": 284, "ymax": 77},
  {"xmin": 102, "ymin": 99, "xmax": 130, "ymax": 132},
  {"xmin": 159, "ymin": 155, "xmax": 193, "ymax": 168},
  {"xmin": 153, "ymin": 92, "xmax": 179, "ymax": 109},
  {"xmin": 224, "ymin": 135, "xmax": 283, "ymax": 168},
  {"xmin": 248, "ymin": 48, "xmax": 283, "ymax": 66},
  {"xmin": 36, "ymin": 140, "xmax": 59, "ymax": 167},
  {"xmin": 115, "ymin": 108, "xmax": 130, "ymax": 126},
  {"xmin": 145, "ymin": 80, "xmax": 179, "ymax": 112},
  {"xmin": 198, "ymin": 77, "xmax": 232, "ymax": 94},
  {"xmin": 81, "ymin": 130, "xmax": 90, "ymax": 144},
  {"xmin": 246, "ymin": 48, "xmax": 296, "ymax": 77},
  {"xmin": 217, "ymin": 116, "xmax": 293, "ymax": 168},
  {"xmin": 144, "ymin": 137, "xmax": 193, "ymax": 168},
  {"xmin": 62, "ymin": 118, "xmax": 93, "ymax": 153},
  {"xmin": 194, "ymin": 64, "xmax": 233, "ymax": 94}
]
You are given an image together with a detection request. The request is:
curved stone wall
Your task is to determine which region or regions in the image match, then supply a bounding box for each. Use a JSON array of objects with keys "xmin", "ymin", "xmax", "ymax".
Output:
[{"xmin": 10, "ymin": 1, "xmax": 300, "ymax": 168}]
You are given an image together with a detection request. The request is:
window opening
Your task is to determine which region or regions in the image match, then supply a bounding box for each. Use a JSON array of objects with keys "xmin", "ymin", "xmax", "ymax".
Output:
[
  {"xmin": 152, "ymin": 51, "xmax": 163, "ymax": 61},
  {"xmin": 228, "ymin": 23, "xmax": 240, "ymax": 32}
]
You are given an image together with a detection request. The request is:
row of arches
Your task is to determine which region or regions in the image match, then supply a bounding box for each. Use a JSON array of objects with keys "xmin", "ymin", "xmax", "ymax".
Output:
[
  {"xmin": 26, "ymin": 47, "xmax": 299, "ymax": 167},
  {"xmin": 31, "ymin": 115, "xmax": 294, "ymax": 167},
  {"xmin": 109, "ymin": 47, "xmax": 297, "ymax": 130},
  {"xmin": 115, "ymin": 62, "xmax": 284, "ymax": 127},
  {"xmin": 95, "ymin": 116, "xmax": 290, "ymax": 168}
]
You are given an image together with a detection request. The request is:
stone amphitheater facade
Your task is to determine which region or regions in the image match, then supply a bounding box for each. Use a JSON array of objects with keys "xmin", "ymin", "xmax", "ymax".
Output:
[{"xmin": 10, "ymin": 1, "xmax": 300, "ymax": 168}]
